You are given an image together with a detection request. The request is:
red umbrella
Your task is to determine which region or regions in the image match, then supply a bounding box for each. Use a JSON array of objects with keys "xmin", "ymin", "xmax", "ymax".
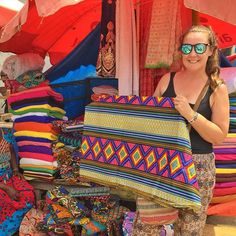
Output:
[
  {"xmin": 184, "ymin": 0, "xmax": 236, "ymax": 49},
  {"xmin": 0, "ymin": 0, "xmax": 102, "ymax": 65},
  {"xmin": 199, "ymin": 13, "xmax": 236, "ymax": 49}
]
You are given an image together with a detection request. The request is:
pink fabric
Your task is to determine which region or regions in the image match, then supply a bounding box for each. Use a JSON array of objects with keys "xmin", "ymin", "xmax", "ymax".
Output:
[
  {"xmin": 223, "ymin": 137, "xmax": 236, "ymax": 143},
  {"xmin": 215, "ymin": 154, "xmax": 236, "ymax": 161},
  {"xmin": 7, "ymin": 86, "xmax": 63, "ymax": 105},
  {"xmin": 215, "ymin": 182, "xmax": 236, "ymax": 188},
  {"xmin": 213, "ymin": 186, "xmax": 236, "ymax": 197},
  {"xmin": 214, "ymin": 145, "xmax": 236, "ymax": 149},
  {"xmin": 18, "ymin": 152, "xmax": 56, "ymax": 162},
  {"xmin": 17, "ymin": 141, "xmax": 52, "ymax": 148}
]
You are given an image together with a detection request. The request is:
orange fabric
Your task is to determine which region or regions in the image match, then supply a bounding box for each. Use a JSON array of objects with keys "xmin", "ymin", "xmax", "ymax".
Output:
[
  {"xmin": 14, "ymin": 122, "xmax": 57, "ymax": 134},
  {"xmin": 208, "ymin": 199, "xmax": 236, "ymax": 216},
  {"xmin": 211, "ymin": 194, "xmax": 236, "ymax": 204}
]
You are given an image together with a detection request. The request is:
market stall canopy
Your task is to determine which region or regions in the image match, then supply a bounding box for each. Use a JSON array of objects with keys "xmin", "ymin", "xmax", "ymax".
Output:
[
  {"xmin": 199, "ymin": 13, "xmax": 236, "ymax": 49},
  {"xmin": 184, "ymin": 0, "xmax": 236, "ymax": 49},
  {"xmin": 1, "ymin": 0, "xmax": 236, "ymax": 66},
  {"xmin": 0, "ymin": 0, "xmax": 102, "ymax": 65},
  {"xmin": 184, "ymin": 0, "xmax": 236, "ymax": 25},
  {"xmin": 0, "ymin": 0, "xmax": 23, "ymax": 27}
]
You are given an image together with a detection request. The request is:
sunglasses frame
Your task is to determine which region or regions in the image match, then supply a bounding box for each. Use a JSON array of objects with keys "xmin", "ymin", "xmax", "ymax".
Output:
[{"xmin": 180, "ymin": 43, "xmax": 210, "ymax": 55}]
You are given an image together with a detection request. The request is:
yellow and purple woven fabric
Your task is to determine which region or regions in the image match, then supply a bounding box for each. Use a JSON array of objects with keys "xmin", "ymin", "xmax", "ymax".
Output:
[{"xmin": 80, "ymin": 96, "xmax": 201, "ymax": 212}]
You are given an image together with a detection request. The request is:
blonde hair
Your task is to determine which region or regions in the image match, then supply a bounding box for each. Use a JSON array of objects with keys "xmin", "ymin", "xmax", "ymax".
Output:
[{"xmin": 181, "ymin": 25, "xmax": 223, "ymax": 90}]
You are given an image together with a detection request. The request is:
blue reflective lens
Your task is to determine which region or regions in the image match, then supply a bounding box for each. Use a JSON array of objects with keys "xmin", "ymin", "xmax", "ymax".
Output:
[{"xmin": 180, "ymin": 43, "xmax": 209, "ymax": 55}]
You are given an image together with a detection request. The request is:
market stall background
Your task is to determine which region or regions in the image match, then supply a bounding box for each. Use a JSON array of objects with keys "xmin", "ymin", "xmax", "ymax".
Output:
[{"xmin": 0, "ymin": 0, "xmax": 236, "ymax": 222}]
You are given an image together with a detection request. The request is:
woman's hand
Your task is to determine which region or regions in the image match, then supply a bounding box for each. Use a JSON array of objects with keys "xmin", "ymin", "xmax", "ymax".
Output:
[
  {"xmin": 173, "ymin": 95, "xmax": 194, "ymax": 121},
  {"xmin": 5, "ymin": 186, "xmax": 20, "ymax": 201}
]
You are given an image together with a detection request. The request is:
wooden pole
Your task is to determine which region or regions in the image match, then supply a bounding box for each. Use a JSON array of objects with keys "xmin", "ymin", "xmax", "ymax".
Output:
[{"xmin": 192, "ymin": 10, "xmax": 199, "ymax": 25}]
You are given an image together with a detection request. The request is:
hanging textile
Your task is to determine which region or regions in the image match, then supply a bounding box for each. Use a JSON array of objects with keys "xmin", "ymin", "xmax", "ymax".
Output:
[
  {"xmin": 145, "ymin": 0, "xmax": 182, "ymax": 68},
  {"xmin": 138, "ymin": 0, "xmax": 157, "ymax": 96},
  {"xmin": 116, "ymin": 0, "xmax": 139, "ymax": 95},
  {"xmin": 96, "ymin": 0, "xmax": 116, "ymax": 77},
  {"xmin": 138, "ymin": 0, "xmax": 192, "ymax": 96},
  {"xmin": 80, "ymin": 96, "xmax": 201, "ymax": 212}
]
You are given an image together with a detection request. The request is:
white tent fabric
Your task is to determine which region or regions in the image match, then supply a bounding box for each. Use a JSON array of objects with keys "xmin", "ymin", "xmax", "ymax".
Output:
[
  {"xmin": 34, "ymin": 0, "xmax": 84, "ymax": 17},
  {"xmin": 116, "ymin": 0, "xmax": 139, "ymax": 95}
]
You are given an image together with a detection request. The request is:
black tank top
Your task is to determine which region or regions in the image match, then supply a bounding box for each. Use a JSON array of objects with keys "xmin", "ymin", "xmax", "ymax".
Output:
[{"xmin": 162, "ymin": 72, "xmax": 213, "ymax": 154}]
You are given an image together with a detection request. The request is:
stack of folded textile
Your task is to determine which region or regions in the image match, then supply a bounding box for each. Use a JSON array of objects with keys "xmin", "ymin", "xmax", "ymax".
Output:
[
  {"xmin": 91, "ymin": 85, "xmax": 118, "ymax": 102},
  {"xmin": 51, "ymin": 119, "xmax": 83, "ymax": 181},
  {"xmin": 7, "ymin": 86, "xmax": 66, "ymax": 180},
  {"xmin": 53, "ymin": 119, "xmax": 84, "ymax": 148},
  {"xmin": 208, "ymin": 92, "xmax": 236, "ymax": 216},
  {"xmin": 92, "ymin": 85, "xmax": 118, "ymax": 95}
]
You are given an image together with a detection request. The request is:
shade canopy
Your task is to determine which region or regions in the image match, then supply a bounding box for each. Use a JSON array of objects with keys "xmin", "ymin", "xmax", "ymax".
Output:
[
  {"xmin": 0, "ymin": 0, "xmax": 236, "ymax": 67},
  {"xmin": 0, "ymin": 0, "xmax": 101, "ymax": 65},
  {"xmin": 199, "ymin": 13, "xmax": 236, "ymax": 49}
]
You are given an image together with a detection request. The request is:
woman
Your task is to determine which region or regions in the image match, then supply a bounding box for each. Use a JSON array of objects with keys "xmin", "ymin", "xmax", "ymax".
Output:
[
  {"xmin": 0, "ymin": 128, "xmax": 35, "ymax": 236},
  {"xmin": 152, "ymin": 25, "xmax": 229, "ymax": 235}
]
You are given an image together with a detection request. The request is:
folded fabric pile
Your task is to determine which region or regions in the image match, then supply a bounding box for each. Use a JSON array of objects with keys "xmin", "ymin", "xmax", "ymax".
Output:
[
  {"xmin": 33, "ymin": 186, "xmax": 129, "ymax": 236},
  {"xmin": 208, "ymin": 92, "xmax": 236, "ymax": 216},
  {"xmin": 122, "ymin": 212, "xmax": 174, "ymax": 236},
  {"xmin": 8, "ymin": 86, "xmax": 66, "ymax": 180},
  {"xmin": 91, "ymin": 85, "xmax": 118, "ymax": 102},
  {"xmin": 92, "ymin": 85, "xmax": 118, "ymax": 95},
  {"xmin": 53, "ymin": 119, "xmax": 84, "ymax": 148},
  {"xmin": 51, "ymin": 119, "xmax": 83, "ymax": 181}
]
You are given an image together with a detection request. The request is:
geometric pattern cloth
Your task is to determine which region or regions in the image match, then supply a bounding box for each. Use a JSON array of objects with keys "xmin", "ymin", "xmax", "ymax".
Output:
[{"xmin": 80, "ymin": 96, "xmax": 201, "ymax": 212}]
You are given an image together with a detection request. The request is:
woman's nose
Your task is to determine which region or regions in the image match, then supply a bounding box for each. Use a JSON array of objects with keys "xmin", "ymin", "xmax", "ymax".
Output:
[{"xmin": 189, "ymin": 48, "xmax": 198, "ymax": 56}]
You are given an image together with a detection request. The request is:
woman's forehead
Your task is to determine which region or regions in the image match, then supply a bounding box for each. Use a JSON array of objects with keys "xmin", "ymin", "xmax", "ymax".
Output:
[{"xmin": 183, "ymin": 31, "xmax": 209, "ymax": 43}]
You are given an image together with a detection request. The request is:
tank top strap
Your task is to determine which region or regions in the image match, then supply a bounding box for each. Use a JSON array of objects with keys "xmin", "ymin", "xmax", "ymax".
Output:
[
  {"xmin": 170, "ymin": 72, "xmax": 176, "ymax": 82},
  {"xmin": 162, "ymin": 72, "xmax": 176, "ymax": 97}
]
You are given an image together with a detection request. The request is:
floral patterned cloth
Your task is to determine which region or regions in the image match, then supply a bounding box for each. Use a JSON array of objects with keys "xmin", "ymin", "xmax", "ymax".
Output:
[{"xmin": 0, "ymin": 130, "xmax": 35, "ymax": 236}]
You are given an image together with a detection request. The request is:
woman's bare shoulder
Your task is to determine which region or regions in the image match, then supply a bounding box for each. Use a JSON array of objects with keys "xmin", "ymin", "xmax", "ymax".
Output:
[
  {"xmin": 211, "ymin": 82, "xmax": 229, "ymax": 107},
  {"xmin": 153, "ymin": 72, "xmax": 171, "ymax": 96},
  {"xmin": 213, "ymin": 82, "xmax": 228, "ymax": 96}
]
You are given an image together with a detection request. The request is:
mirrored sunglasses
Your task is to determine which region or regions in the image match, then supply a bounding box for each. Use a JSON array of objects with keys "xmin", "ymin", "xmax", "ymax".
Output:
[{"xmin": 180, "ymin": 43, "xmax": 210, "ymax": 55}]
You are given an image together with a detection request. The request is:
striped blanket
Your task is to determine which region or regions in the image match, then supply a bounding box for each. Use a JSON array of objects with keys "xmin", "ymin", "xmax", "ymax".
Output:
[{"xmin": 80, "ymin": 96, "xmax": 201, "ymax": 212}]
